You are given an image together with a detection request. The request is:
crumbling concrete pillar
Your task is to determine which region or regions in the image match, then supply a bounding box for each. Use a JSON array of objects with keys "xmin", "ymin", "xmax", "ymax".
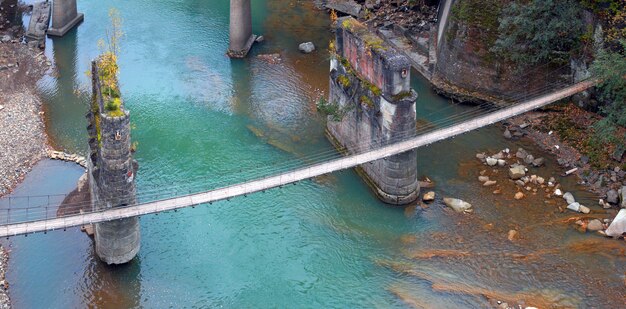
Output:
[
  {"xmin": 326, "ymin": 17, "xmax": 419, "ymax": 205},
  {"xmin": 227, "ymin": 0, "xmax": 256, "ymax": 58},
  {"xmin": 48, "ymin": 0, "xmax": 84, "ymax": 37},
  {"xmin": 88, "ymin": 61, "xmax": 140, "ymax": 265}
]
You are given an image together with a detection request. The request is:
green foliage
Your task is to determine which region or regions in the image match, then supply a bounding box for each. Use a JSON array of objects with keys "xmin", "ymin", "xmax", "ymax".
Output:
[
  {"xmin": 337, "ymin": 75, "xmax": 351, "ymax": 88},
  {"xmin": 360, "ymin": 95, "xmax": 374, "ymax": 107},
  {"xmin": 449, "ymin": 0, "xmax": 503, "ymax": 48},
  {"xmin": 492, "ymin": 0, "xmax": 584, "ymax": 67},
  {"xmin": 316, "ymin": 97, "xmax": 345, "ymax": 121},
  {"xmin": 105, "ymin": 98, "xmax": 124, "ymax": 117},
  {"xmin": 591, "ymin": 40, "xmax": 626, "ymax": 143}
]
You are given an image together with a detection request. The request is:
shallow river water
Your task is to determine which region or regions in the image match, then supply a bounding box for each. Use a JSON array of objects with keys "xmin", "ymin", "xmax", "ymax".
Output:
[{"xmin": 2, "ymin": 0, "xmax": 625, "ymax": 308}]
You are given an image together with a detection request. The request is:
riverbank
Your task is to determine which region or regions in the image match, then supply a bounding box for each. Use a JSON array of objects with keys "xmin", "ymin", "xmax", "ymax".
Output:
[
  {"xmin": 0, "ymin": 25, "xmax": 51, "ymax": 198},
  {"xmin": 504, "ymin": 104, "xmax": 625, "ymax": 204},
  {"xmin": 0, "ymin": 245, "xmax": 8, "ymax": 309}
]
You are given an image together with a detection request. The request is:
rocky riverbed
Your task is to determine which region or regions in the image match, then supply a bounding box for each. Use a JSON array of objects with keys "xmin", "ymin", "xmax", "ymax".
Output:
[
  {"xmin": 0, "ymin": 246, "xmax": 9, "ymax": 309},
  {"xmin": 0, "ymin": 20, "xmax": 51, "ymax": 197}
]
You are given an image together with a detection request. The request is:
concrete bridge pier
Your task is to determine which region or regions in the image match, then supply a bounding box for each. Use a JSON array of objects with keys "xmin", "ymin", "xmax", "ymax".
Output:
[
  {"xmin": 88, "ymin": 61, "xmax": 140, "ymax": 265},
  {"xmin": 48, "ymin": 0, "xmax": 84, "ymax": 37},
  {"xmin": 227, "ymin": 0, "xmax": 256, "ymax": 58},
  {"xmin": 327, "ymin": 17, "xmax": 419, "ymax": 205}
]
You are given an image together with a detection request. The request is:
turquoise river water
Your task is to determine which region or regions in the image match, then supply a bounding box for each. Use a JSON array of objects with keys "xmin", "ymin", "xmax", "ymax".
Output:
[{"xmin": 2, "ymin": 0, "xmax": 625, "ymax": 308}]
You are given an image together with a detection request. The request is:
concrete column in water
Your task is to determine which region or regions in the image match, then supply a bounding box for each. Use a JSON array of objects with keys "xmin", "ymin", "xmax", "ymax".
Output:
[
  {"xmin": 326, "ymin": 17, "xmax": 419, "ymax": 205},
  {"xmin": 227, "ymin": 0, "xmax": 256, "ymax": 58},
  {"xmin": 48, "ymin": 0, "xmax": 84, "ymax": 37},
  {"xmin": 88, "ymin": 61, "xmax": 140, "ymax": 265}
]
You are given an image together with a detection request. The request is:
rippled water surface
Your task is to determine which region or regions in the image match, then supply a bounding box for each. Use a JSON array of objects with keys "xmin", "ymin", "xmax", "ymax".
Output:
[{"xmin": 2, "ymin": 0, "xmax": 625, "ymax": 308}]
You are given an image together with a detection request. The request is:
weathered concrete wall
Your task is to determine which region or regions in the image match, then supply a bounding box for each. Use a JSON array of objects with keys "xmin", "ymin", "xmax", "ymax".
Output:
[
  {"xmin": 88, "ymin": 61, "xmax": 140, "ymax": 265},
  {"xmin": 327, "ymin": 17, "xmax": 419, "ymax": 205},
  {"xmin": 48, "ymin": 0, "xmax": 83, "ymax": 36},
  {"xmin": 227, "ymin": 0, "xmax": 255, "ymax": 58}
]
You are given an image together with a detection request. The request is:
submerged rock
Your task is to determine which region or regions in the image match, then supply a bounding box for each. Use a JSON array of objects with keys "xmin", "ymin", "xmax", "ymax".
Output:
[
  {"xmin": 443, "ymin": 197, "xmax": 472, "ymax": 212},
  {"xmin": 483, "ymin": 180, "xmax": 497, "ymax": 187},
  {"xmin": 606, "ymin": 209, "xmax": 626, "ymax": 237},
  {"xmin": 587, "ymin": 219, "xmax": 604, "ymax": 231},
  {"xmin": 514, "ymin": 192, "xmax": 524, "ymax": 200},
  {"xmin": 422, "ymin": 191, "xmax": 435, "ymax": 202},
  {"xmin": 507, "ymin": 229, "xmax": 518, "ymax": 241},
  {"xmin": 478, "ymin": 176, "xmax": 490, "ymax": 182},
  {"xmin": 532, "ymin": 157, "xmax": 545, "ymax": 167},
  {"xmin": 508, "ymin": 165, "xmax": 525, "ymax": 180},
  {"xmin": 503, "ymin": 129, "xmax": 512, "ymax": 139},
  {"xmin": 516, "ymin": 148, "xmax": 528, "ymax": 159}
]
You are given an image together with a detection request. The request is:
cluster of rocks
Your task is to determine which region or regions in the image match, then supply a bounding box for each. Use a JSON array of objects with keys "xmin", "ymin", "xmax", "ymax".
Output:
[
  {"xmin": 47, "ymin": 150, "xmax": 87, "ymax": 168},
  {"xmin": 504, "ymin": 117, "xmax": 625, "ymax": 205},
  {"xmin": 298, "ymin": 42, "xmax": 316, "ymax": 54},
  {"xmin": 0, "ymin": 246, "xmax": 8, "ymax": 309},
  {"xmin": 337, "ymin": 0, "xmax": 438, "ymax": 33}
]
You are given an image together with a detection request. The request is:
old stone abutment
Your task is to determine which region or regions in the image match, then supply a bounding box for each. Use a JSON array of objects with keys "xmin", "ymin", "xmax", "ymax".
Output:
[
  {"xmin": 326, "ymin": 17, "xmax": 419, "ymax": 205},
  {"xmin": 48, "ymin": 0, "xmax": 83, "ymax": 37},
  {"xmin": 87, "ymin": 61, "xmax": 140, "ymax": 264}
]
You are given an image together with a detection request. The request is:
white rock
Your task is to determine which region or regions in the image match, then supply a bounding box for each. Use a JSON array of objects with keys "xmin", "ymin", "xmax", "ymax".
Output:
[
  {"xmin": 497, "ymin": 159, "xmax": 506, "ymax": 167},
  {"xmin": 554, "ymin": 189, "xmax": 563, "ymax": 196},
  {"xmin": 587, "ymin": 219, "xmax": 604, "ymax": 231},
  {"xmin": 606, "ymin": 209, "xmax": 626, "ymax": 237},
  {"xmin": 298, "ymin": 42, "xmax": 315, "ymax": 53},
  {"xmin": 567, "ymin": 202, "xmax": 581, "ymax": 212},
  {"xmin": 486, "ymin": 157, "xmax": 498, "ymax": 166},
  {"xmin": 563, "ymin": 192, "xmax": 576, "ymax": 205},
  {"xmin": 422, "ymin": 191, "xmax": 435, "ymax": 202},
  {"xmin": 443, "ymin": 198, "xmax": 472, "ymax": 213}
]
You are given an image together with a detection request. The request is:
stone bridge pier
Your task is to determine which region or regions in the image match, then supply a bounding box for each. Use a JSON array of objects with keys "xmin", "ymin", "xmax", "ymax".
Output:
[
  {"xmin": 87, "ymin": 61, "xmax": 140, "ymax": 264},
  {"xmin": 48, "ymin": 0, "xmax": 84, "ymax": 36},
  {"xmin": 227, "ymin": 0, "xmax": 256, "ymax": 58},
  {"xmin": 327, "ymin": 17, "xmax": 419, "ymax": 205}
]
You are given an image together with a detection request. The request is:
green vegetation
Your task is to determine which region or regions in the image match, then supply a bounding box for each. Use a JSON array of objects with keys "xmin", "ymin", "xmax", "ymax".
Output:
[
  {"xmin": 97, "ymin": 8, "xmax": 124, "ymax": 117},
  {"xmin": 449, "ymin": 0, "xmax": 502, "ymax": 51},
  {"xmin": 341, "ymin": 18, "xmax": 387, "ymax": 52},
  {"xmin": 590, "ymin": 40, "xmax": 626, "ymax": 146},
  {"xmin": 317, "ymin": 97, "xmax": 347, "ymax": 121},
  {"xmin": 492, "ymin": 0, "xmax": 584, "ymax": 68},
  {"xmin": 360, "ymin": 95, "xmax": 374, "ymax": 108},
  {"xmin": 337, "ymin": 75, "xmax": 351, "ymax": 88}
]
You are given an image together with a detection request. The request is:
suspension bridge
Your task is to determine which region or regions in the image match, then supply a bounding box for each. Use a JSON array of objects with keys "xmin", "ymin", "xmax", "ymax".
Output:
[{"xmin": 0, "ymin": 78, "xmax": 596, "ymax": 238}]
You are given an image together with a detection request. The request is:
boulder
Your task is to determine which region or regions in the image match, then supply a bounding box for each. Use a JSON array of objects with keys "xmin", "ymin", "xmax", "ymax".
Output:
[
  {"xmin": 516, "ymin": 148, "xmax": 528, "ymax": 159},
  {"xmin": 298, "ymin": 42, "xmax": 315, "ymax": 53},
  {"xmin": 587, "ymin": 219, "xmax": 604, "ymax": 231},
  {"xmin": 514, "ymin": 192, "xmax": 524, "ymax": 200},
  {"xmin": 497, "ymin": 159, "xmax": 506, "ymax": 167},
  {"xmin": 554, "ymin": 188, "xmax": 563, "ymax": 196},
  {"xmin": 621, "ymin": 186, "xmax": 626, "ymax": 208},
  {"xmin": 508, "ymin": 165, "xmax": 525, "ymax": 180},
  {"xmin": 606, "ymin": 209, "xmax": 626, "ymax": 237},
  {"xmin": 478, "ymin": 176, "xmax": 490, "ymax": 182},
  {"xmin": 536, "ymin": 177, "xmax": 545, "ymax": 185},
  {"xmin": 606, "ymin": 189, "xmax": 619, "ymax": 204},
  {"xmin": 507, "ymin": 229, "xmax": 518, "ymax": 241},
  {"xmin": 443, "ymin": 198, "xmax": 472, "ymax": 212},
  {"xmin": 476, "ymin": 153, "xmax": 486, "ymax": 161},
  {"xmin": 486, "ymin": 157, "xmax": 498, "ymax": 166},
  {"xmin": 532, "ymin": 157, "xmax": 545, "ymax": 167},
  {"xmin": 563, "ymin": 192, "xmax": 576, "ymax": 205},
  {"xmin": 1, "ymin": 35, "xmax": 11, "ymax": 43},
  {"xmin": 524, "ymin": 154, "xmax": 535, "ymax": 164},
  {"xmin": 567, "ymin": 202, "xmax": 590, "ymax": 214},
  {"xmin": 422, "ymin": 191, "xmax": 435, "ymax": 202}
]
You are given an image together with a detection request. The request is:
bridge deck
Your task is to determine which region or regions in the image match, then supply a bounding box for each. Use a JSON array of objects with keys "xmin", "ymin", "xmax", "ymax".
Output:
[{"xmin": 0, "ymin": 80, "xmax": 596, "ymax": 237}]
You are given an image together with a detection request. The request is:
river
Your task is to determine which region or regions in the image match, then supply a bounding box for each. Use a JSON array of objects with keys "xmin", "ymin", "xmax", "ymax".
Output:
[{"xmin": 2, "ymin": 0, "xmax": 625, "ymax": 307}]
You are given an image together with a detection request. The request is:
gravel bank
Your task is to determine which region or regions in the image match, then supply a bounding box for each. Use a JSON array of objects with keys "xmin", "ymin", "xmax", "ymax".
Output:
[
  {"xmin": 0, "ymin": 89, "xmax": 47, "ymax": 197},
  {"xmin": 0, "ymin": 34, "xmax": 50, "ymax": 197},
  {"xmin": 0, "ymin": 246, "xmax": 9, "ymax": 309}
]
